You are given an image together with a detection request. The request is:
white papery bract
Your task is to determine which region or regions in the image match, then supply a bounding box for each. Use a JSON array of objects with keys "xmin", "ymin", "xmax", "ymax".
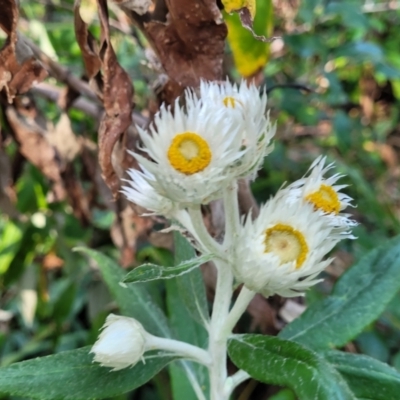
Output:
[
  {"xmin": 122, "ymin": 167, "xmax": 177, "ymax": 216},
  {"xmin": 199, "ymin": 79, "xmax": 276, "ymax": 180},
  {"xmin": 132, "ymin": 95, "xmax": 245, "ymax": 206},
  {"xmin": 91, "ymin": 314, "xmax": 146, "ymax": 371},
  {"xmin": 284, "ymin": 156, "xmax": 356, "ymax": 230},
  {"xmin": 231, "ymin": 192, "xmax": 346, "ymax": 297}
]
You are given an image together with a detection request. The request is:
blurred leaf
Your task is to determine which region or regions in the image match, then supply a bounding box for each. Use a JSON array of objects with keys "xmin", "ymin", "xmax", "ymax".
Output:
[
  {"xmin": 228, "ymin": 334, "xmax": 354, "ymax": 399},
  {"xmin": 297, "ymin": 0, "xmax": 322, "ymax": 24},
  {"xmin": 325, "ymin": 350, "xmax": 400, "ymax": 400},
  {"xmin": 280, "ymin": 236, "xmax": 400, "ymax": 350},
  {"xmin": 52, "ymin": 281, "xmax": 77, "ymax": 324},
  {"xmin": 334, "ymin": 41, "xmax": 384, "ymax": 64},
  {"xmin": 333, "ymin": 110, "xmax": 353, "ymax": 154},
  {"xmin": 355, "ymin": 331, "xmax": 389, "ymax": 363},
  {"xmin": 75, "ymin": 248, "xmax": 171, "ymax": 338},
  {"xmin": 269, "ymin": 389, "xmax": 296, "ymax": 400},
  {"xmin": 284, "ymin": 33, "xmax": 327, "ymax": 59},
  {"xmin": 137, "ymin": 246, "xmax": 174, "ymax": 267},
  {"xmin": 223, "ymin": 0, "xmax": 256, "ymax": 18},
  {"xmin": 173, "ymin": 232, "xmax": 209, "ymax": 326},
  {"xmin": 325, "ymin": 3, "xmax": 369, "ymax": 31},
  {"xmin": 91, "ymin": 209, "xmax": 115, "ymax": 230},
  {"xmin": 167, "ymin": 278, "xmax": 209, "ymax": 400},
  {"xmin": 122, "ymin": 254, "xmax": 214, "ymax": 284},
  {"xmin": 392, "ymin": 351, "xmax": 400, "ymax": 371},
  {"xmin": 0, "ymin": 347, "xmax": 177, "ymax": 400},
  {"xmin": 3, "ymin": 224, "xmax": 40, "ymax": 286},
  {"xmin": 225, "ymin": 0, "xmax": 273, "ymax": 76},
  {"xmin": 1, "ymin": 324, "xmax": 55, "ymax": 367},
  {"xmin": 0, "ymin": 221, "xmax": 23, "ymax": 275},
  {"xmin": 375, "ymin": 62, "xmax": 400, "ymax": 80},
  {"xmin": 166, "ymin": 234, "xmax": 210, "ymax": 400}
]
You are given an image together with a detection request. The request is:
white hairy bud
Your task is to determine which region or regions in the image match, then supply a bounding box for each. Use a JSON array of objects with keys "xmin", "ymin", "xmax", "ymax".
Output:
[{"xmin": 91, "ymin": 314, "xmax": 147, "ymax": 371}]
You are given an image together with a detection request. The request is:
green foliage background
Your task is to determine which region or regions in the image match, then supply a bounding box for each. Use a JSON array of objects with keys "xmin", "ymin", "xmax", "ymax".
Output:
[{"xmin": 2, "ymin": 0, "xmax": 400, "ymax": 399}]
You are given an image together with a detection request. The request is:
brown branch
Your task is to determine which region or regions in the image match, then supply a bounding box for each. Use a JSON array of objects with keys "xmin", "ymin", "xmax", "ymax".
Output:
[
  {"xmin": 31, "ymin": 82, "xmax": 147, "ymax": 127},
  {"xmin": 266, "ymin": 83, "xmax": 314, "ymax": 95},
  {"xmin": 21, "ymin": 35, "xmax": 99, "ymax": 102}
]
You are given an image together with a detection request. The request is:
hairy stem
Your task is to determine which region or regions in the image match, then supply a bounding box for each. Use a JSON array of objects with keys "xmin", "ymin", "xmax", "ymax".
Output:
[
  {"xmin": 207, "ymin": 184, "xmax": 242, "ymax": 400},
  {"xmin": 224, "ymin": 369, "xmax": 251, "ymax": 397},
  {"xmin": 220, "ymin": 286, "xmax": 256, "ymax": 341},
  {"xmin": 146, "ymin": 335, "xmax": 211, "ymax": 366},
  {"xmin": 208, "ymin": 259, "xmax": 233, "ymax": 400},
  {"xmin": 188, "ymin": 206, "xmax": 223, "ymax": 255}
]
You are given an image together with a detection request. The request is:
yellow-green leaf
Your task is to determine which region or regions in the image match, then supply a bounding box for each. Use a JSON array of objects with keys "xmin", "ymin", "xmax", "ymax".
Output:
[
  {"xmin": 225, "ymin": 0, "xmax": 273, "ymax": 77},
  {"xmin": 222, "ymin": 0, "xmax": 256, "ymax": 19}
]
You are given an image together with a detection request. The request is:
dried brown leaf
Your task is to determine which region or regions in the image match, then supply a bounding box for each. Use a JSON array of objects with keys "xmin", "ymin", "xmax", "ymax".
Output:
[
  {"xmin": 74, "ymin": 0, "xmax": 134, "ymax": 196},
  {"xmin": 5, "ymin": 106, "xmax": 62, "ymax": 182},
  {"xmin": 0, "ymin": 144, "xmax": 18, "ymax": 216},
  {"xmin": 42, "ymin": 253, "xmax": 65, "ymax": 271},
  {"xmin": 237, "ymin": 7, "xmax": 278, "ymax": 43},
  {"xmin": 145, "ymin": 0, "xmax": 227, "ymax": 87},
  {"xmin": 0, "ymin": 0, "xmax": 17, "ymax": 37},
  {"xmin": 111, "ymin": 0, "xmax": 151, "ymax": 15},
  {"xmin": 48, "ymin": 113, "xmax": 82, "ymax": 162},
  {"xmin": 96, "ymin": 0, "xmax": 134, "ymax": 195},
  {"xmin": 62, "ymin": 163, "xmax": 91, "ymax": 225},
  {"xmin": 74, "ymin": 0, "xmax": 102, "ymax": 89},
  {"xmin": 0, "ymin": 0, "xmax": 47, "ymax": 103}
]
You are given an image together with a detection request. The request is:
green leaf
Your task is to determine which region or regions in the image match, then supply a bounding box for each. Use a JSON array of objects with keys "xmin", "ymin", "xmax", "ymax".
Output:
[
  {"xmin": 324, "ymin": 350, "xmax": 400, "ymax": 400},
  {"xmin": 280, "ymin": 237, "xmax": 400, "ymax": 350},
  {"xmin": 166, "ymin": 235, "xmax": 210, "ymax": 400},
  {"xmin": 173, "ymin": 232, "xmax": 209, "ymax": 326},
  {"xmin": 75, "ymin": 247, "xmax": 171, "ymax": 338},
  {"xmin": 225, "ymin": 0, "xmax": 273, "ymax": 76},
  {"xmin": 222, "ymin": 0, "xmax": 256, "ymax": 19},
  {"xmin": 0, "ymin": 346, "xmax": 177, "ymax": 400},
  {"xmin": 228, "ymin": 334, "xmax": 354, "ymax": 400},
  {"xmin": 122, "ymin": 253, "xmax": 214, "ymax": 284},
  {"xmin": 167, "ymin": 278, "xmax": 209, "ymax": 400},
  {"xmin": 0, "ymin": 220, "xmax": 23, "ymax": 275},
  {"xmin": 52, "ymin": 281, "xmax": 77, "ymax": 324}
]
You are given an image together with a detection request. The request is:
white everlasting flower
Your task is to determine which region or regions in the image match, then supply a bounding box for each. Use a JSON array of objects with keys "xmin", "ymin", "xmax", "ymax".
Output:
[
  {"xmin": 284, "ymin": 156, "xmax": 356, "ymax": 230},
  {"xmin": 91, "ymin": 314, "xmax": 147, "ymax": 371},
  {"xmin": 122, "ymin": 167, "xmax": 177, "ymax": 216},
  {"xmin": 232, "ymin": 191, "xmax": 347, "ymax": 297},
  {"xmin": 132, "ymin": 95, "xmax": 245, "ymax": 206},
  {"xmin": 199, "ymin": 79, "xmax": 276, "ymax": 180}
]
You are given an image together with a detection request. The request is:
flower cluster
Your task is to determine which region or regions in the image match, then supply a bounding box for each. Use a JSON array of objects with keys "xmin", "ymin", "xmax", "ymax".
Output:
[
  {"xmin": 93, "ymin": 79, "xmax": 356, "ymax": 376},
  {"xmin": 122, "ymin": 80, "xmax": 275, "ymax": 214}
]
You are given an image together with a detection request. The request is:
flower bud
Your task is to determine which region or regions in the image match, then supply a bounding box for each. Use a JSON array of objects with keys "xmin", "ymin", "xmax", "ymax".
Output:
[{"xmin": 91, "ymin": 314, "xmax": 147, "ymax": 371}]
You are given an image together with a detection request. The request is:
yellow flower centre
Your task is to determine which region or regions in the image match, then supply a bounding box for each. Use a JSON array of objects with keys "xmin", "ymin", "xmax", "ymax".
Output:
[
  {"xmin": 264, "ymin": 223, "xmax": 308, "ymax": 269},
  {"xmin": 223, "ymin": 96, "xmax": 242, "ymax": 108},
  {"xmin": 167, "ymin": 132, "xmax": 212, "ymax": 175},
  {"xmin": 305, "ymin": 184, "xmax": 340, "ymax": 214}
]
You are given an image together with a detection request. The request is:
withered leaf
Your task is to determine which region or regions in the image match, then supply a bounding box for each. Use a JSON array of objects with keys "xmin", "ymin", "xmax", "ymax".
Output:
[
  {"xmin": 0, "ymin": 0, "xmax": 47, "ymax": 103},
  {"xmin": 98, "ymin": 0, "xmax": 134, "ymax": 195},
  {"xmin": 73, "ymin": 0, "xmax": 102, "ymax": 94},
  {"xmin": 0, "ymin": 144, "xmax": 18, "ymax": 217},
  {"xmin": 5, "ymin": 106, "xmax": 62, "ymax": 182},
  {"xmin": 222, "ymin": 0, "xmax": 256, "ymax": 19},
  {"xmin": 111, "ymin": 0, "xmax": 151, "ymax": 15},
  {"xmin": 236, "ymin": 7, "xmax": 277, "ymax": 43},
  {"xmin": 74, "ymin": 0, "xmax": 134, "ymax": 196},
  {"xmin": 145, "ymin": 0, "xmax": 227, "ymax": 87}
]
